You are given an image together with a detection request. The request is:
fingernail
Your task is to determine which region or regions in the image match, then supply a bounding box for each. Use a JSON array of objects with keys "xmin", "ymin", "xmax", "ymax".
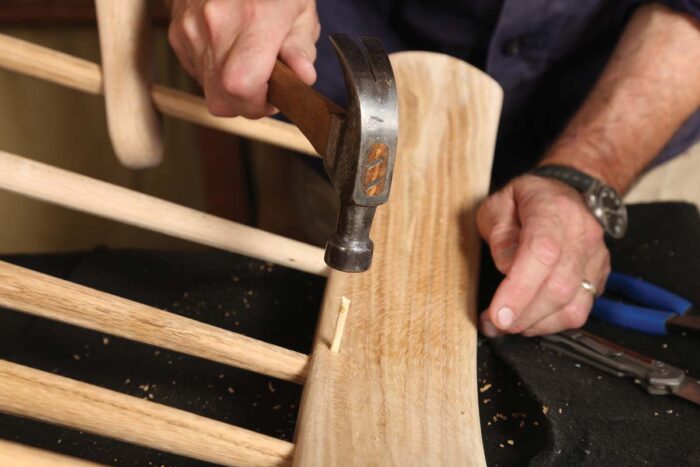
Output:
[
  {"xmin": 481, "ymin": 319, "xmax": 499, "ymax": 338},
  {"xmin": 497, "ymin": 306, "xmax": 514, "ymax": 329}
]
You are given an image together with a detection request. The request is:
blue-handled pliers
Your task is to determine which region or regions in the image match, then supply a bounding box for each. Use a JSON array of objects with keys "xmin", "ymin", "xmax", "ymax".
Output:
[{"xmin": 591, "ymin": 271, "xmax": 700, "ymax": 336}]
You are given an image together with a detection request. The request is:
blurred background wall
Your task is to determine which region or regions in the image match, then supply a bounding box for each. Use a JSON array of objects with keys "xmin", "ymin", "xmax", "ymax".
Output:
[{"xmin": 0, "ymin": 1, "xmax": 209, "ymax": 253}]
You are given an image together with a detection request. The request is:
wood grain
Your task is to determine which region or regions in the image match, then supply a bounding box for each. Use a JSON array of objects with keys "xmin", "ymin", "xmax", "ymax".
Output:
[
  {"xmin": 0, "ymin": 150, "xmax": 328, "ymax": 276},
  {"xmin": 0, "ymin": 259, "xmax": 309, "ymax": 383},
  {"xmin": 0, "ymin": 360, "xmax": 293, "ymax": 466},
  {"xmin": 0, "ymin": 439, "xmax": 103, "ymax": 466},
  {"xmin": 293, "ymin": 52, "xmax": 502, "ymax": 466},
  {"xmin": 0, "ymin": 32, "xmax": 316, "ymax": 156},
  {"xmin": 95, "ymin": 0, "xmax": 164, "ymax": 168}
]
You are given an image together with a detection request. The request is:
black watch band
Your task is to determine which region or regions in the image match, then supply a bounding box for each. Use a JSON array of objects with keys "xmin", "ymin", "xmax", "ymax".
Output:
[
  {"xmin": 530, "ymin": 164, "xmax": 628, "ymax": 239},
  {"xmin": 530, "ymin": 164, "xmax": 594, "ymax": 193}
]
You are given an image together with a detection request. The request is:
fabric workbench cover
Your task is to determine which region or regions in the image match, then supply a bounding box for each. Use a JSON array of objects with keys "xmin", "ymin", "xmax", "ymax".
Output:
[{"xmin": 0, "ymin": 202, "xmax": 698, "ymax": 465}]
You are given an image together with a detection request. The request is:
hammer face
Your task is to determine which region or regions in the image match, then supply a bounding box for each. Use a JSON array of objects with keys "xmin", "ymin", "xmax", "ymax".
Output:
[{"xmin": 325, "ymin": 35, "xmax": 398, "ymax": 272}]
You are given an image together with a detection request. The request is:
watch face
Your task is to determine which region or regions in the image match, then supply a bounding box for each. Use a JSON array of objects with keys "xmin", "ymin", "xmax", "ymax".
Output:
[{"xmin": 587, "ymin": 184, "xmax": 627, "ymax": 239}]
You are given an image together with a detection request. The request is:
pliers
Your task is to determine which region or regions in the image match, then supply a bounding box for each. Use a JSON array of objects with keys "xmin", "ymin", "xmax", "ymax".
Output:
[{"xmin": 591, "ymin": 271, "xmax": 700, "ymax": 335}]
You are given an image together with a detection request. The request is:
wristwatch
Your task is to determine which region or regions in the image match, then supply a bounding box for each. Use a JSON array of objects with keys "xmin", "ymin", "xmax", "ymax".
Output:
[{"xmin": 530, "ymin": 164, "xmax": 627, "ymax": 239}]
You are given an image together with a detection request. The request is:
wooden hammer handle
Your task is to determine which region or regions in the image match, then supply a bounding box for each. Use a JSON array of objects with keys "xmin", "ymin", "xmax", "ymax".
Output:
[{"xmin": 268, "ymin": 60, "xmax": 344, "ymax": 157}]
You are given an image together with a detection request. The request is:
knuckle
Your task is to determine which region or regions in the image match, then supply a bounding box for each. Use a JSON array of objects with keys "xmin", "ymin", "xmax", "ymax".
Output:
[
  {"xmin": 221, "ymin": 70, "xmax": 258, "ymax": 98},
  {"xmin": 545, "ymin": 276, "xmax": 578, "ymax": 305},
  {"xmin": 562, "ymin": 303, "xmax": 589, "ymax": 329},
  {"xmin": 503, "ymin": 277, "xmax": 537, "ymax": 302},
  {"xmin": 529, "ymin": 235, "xmax": 561, "ymax": 268},
  {"xmin": 237, "ymin": 0, "xmax": 260, "ymax": 23},
  {"xmin": 490, "ymin": 222, "xmax": 517, "ymax": 244},
  {"xmin": 202, "ymin": 0, "xmax": 229, "ymax": 32},
  {"xmin": 181, "ymin": 12, "xmax": 199, "ymax": 43}
]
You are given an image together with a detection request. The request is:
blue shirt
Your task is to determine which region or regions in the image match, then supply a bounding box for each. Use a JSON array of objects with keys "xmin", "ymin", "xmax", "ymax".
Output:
[{"xmin": 313, "ymin": 1, "xmax": 700, "ymax": 186}]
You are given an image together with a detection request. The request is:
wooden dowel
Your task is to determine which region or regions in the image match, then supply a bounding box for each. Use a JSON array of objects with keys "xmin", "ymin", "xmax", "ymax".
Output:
[
  {"xmin": 0, "ymin": 150, "xmax": 328, "ymax": 277},
  {"xmin": 0, "ymin": 259, "xmax": 309, "ymax": 384},
  {"xmin": 0, "ymin": 360, "xmax": 294, "ymax": 466},
  {"xmin": 0, "ymin": 32, "xmax": 317, "ymax": 157},
  {"xmin": 0, "ymin": 439, "xmax": 103, "ymax": 466}
]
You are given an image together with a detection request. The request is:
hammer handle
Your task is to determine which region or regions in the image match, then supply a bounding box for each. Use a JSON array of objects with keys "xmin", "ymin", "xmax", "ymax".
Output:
[{"xmin": 268, "ymin": 60, "xmax": 344, "ymax": 157}]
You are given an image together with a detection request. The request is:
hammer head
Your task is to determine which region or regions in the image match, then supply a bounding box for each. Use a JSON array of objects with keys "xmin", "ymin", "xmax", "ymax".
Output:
[{"xmin": 323, "ymin": 35, "xmax": 398, "ymax": 273}]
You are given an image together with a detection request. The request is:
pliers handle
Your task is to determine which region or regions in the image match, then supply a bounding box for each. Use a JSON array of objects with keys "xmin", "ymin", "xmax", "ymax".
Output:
[{"xmin": 591, "ymin": 272, "xmax": 694, "ymax": 335}]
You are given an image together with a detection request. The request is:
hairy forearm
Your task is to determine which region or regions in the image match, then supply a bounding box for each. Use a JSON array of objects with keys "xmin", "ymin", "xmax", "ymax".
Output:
[{"xmin": 541, "ymin": 4, "xmax": 700, "ymax": 194}]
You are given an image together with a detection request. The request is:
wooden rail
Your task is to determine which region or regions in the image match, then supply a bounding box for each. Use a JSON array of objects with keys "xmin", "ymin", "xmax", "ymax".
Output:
[
  {"xmin": 0, "ymin": 360, "xmax": 294, "ymax": 466},
  {"xmin": 0, "ymin": 32, "xmax": 317, "ymax": 157}
]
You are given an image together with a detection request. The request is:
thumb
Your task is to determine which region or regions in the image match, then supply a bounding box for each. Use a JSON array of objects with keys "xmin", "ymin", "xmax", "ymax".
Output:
[{"xmin": 476, "ymin": 186, "xmax": 520, "ymax": 274}]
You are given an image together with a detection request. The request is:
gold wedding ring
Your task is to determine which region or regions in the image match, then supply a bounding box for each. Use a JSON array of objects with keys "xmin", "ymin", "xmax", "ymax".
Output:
[{"xmin": 581, "ymin": 279, "xmax": 598, "ymax": 297}]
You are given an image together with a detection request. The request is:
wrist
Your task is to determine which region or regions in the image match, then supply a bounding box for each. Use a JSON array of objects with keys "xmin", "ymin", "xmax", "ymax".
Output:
[
  {"xmin": 530, "ymin": 164, "xmax": 628, "ymax": 239},
  {"xmin": 540, "ymin": 134, "xmax": 636, "ymax": 195}
]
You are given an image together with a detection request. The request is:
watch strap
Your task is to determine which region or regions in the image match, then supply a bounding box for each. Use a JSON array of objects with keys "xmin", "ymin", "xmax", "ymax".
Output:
[{"xmin": 530, "ymin": 165, "xmax": 596, "ymax": 193}]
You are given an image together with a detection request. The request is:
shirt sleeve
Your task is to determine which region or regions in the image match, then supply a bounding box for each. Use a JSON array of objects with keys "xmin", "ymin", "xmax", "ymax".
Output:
[{"xmin": 655, "ymin": 0, "xmax": 700, "ymax": 20}]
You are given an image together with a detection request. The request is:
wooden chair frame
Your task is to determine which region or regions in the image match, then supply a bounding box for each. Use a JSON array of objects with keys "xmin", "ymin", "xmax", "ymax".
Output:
[{"xmin": 0, "ymin": 9, "xmax": 502, "ymax": 466}]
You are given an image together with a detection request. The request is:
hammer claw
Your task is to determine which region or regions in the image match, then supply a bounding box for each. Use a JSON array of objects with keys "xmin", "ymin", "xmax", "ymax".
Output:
[
  {"xmin": 321, "ymin": 35, "xmax": 398, "ymax": 272},
  {"xmin": 359, "ymin": 36, "xmax": 395, "ymax": 84}
]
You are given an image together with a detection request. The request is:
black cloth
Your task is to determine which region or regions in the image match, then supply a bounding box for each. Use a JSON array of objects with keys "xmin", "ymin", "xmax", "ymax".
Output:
[
  {"xmin": 478, "ymin": 202, "xmax": 700, "ymax": 466},
  {"xmin": 0, "ymin": 202, "xmax": 698, "ymax": 465}
]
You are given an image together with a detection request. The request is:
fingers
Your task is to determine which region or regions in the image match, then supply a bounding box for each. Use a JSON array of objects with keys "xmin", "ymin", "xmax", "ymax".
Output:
[
  {"xmin": 167, "ymin": 0, "xmax": 321, "ymax": 118},
  {"xmin": 279, "ymin": 6, "xmax": 321, "ymax": 85},
  {"xmin": 217, "ymin": 14, "xmax": 291, "ymax": 117},
  {"xmin": 521, "ymin": 289, "xmax": 595, "ymax": 336},
  {"xmin": 486, "ymin": 197, "xmax": 566, "ymax": 331},
  {"xmin": 506, "ymin": 240, "xmax": 586, "ymax": 333},
  {"xmin": 476, "ymin": 186, "xmax": 520, "ymax": 274},
  {"xmin": 521, "ymin": 247, "xmax": 610, "ymax": 336}
]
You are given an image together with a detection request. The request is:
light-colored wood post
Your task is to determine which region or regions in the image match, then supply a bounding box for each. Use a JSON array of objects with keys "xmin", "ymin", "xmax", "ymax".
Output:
[
  {"xmin": 0, "ymin": 33, "xmax": 316, "ymax": 156},
  {"xmin": 0, "ymin": 440, "xmax": 103, "ymax": 466},
  {"xmin": 95, "ymin": 0, "xmax": 164, "ymax": 168},
  {"xmin": 0, "ymin": 150, "xmax": 328, "ymax": 276},
  {"xmin": 0, "ymin": 259, "xmax": 309, "ymax": 384},
  {"xmin": 0, "ymin": 360, "xmax": 294, "ymax": 466},
  {"xmin": 293, "ymin": 52, "xmax": 502, "ymax": 466}
]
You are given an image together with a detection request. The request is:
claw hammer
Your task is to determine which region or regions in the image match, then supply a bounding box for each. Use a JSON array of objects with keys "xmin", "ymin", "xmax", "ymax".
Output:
[{"xmin": 267, "ymin": 35, "xmax": 399, "ymax": 273}]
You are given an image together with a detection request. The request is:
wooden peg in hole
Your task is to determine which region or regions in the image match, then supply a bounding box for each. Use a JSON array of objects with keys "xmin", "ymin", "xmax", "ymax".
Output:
[{"xmin": 331, "ymin": 296, "xmax": 351, "ymax": 353}]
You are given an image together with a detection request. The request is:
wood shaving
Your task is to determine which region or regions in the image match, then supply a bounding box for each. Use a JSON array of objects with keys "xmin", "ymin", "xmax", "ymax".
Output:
[
  {"xmin": 479, "ymin": 383, "xmax": 492, "ymax": 393},
  {"xmin": 542, "ymin": 405, "xmax": 549, "ymax": 415}
]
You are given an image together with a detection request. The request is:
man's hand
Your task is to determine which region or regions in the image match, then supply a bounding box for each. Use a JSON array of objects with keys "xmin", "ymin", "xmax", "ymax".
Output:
[
  {"xmin": 168, "ymin": 0, "xmax": 320, "ymax": 118},
  {"xmin": 476, "ymin": 175, "xmax": 611, "ymax": 337}
]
